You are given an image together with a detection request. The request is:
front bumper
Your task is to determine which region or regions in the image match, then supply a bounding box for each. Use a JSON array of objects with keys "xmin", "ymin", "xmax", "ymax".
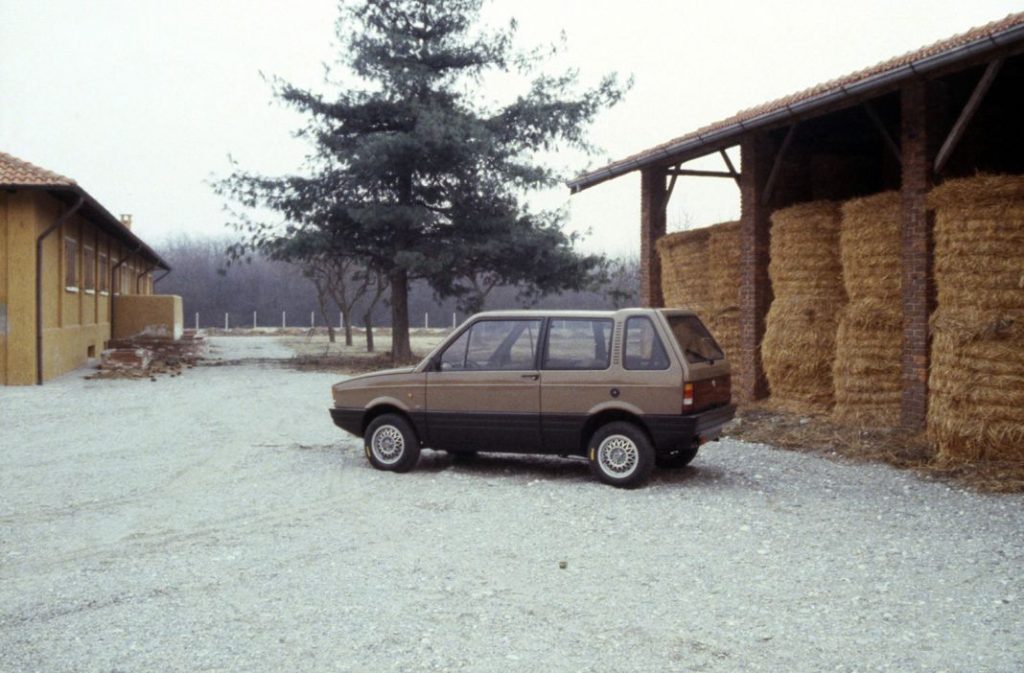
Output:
[
  {"xmin": 645, "ymin": 404, "xmax": 737, "ymax": 454},
  {"xmin": 330, "ymin": 407, "xmax": 364, "ymax": 437}
]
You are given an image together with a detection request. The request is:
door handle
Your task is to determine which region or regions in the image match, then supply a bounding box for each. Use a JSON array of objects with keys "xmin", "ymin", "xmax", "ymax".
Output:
[{"xmin": 521, "ymin": 374, "xmax": 539, "ymax": 380}]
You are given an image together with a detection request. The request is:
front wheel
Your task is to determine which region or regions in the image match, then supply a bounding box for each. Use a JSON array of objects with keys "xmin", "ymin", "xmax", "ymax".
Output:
[
  {"xmin": 364, "ymin": 414, "xmax": 421, "ymax": 473},
  {"xmin": 587, "ymin": 422, "xmax": 654, "ymax": 489}
]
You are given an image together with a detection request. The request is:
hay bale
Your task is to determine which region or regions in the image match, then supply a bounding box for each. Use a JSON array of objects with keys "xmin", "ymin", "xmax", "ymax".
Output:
[
  {"xmin": 656, "ymin": 228, "xmax": 710, "ymax": 315},
  {"xmin": 833, "ymin": 191, "xmax": 902, "ymax": 424},
  {"xmin": 927, "ymin": 174, "xmax": 1024, "ymax": 463},
  {"xmin": 706, "ymin": 221, "xmax": 743, "ymax": 381},
  {"xmin": 762, "ymin": 201, "xmax": 846, "ymax": 410}
]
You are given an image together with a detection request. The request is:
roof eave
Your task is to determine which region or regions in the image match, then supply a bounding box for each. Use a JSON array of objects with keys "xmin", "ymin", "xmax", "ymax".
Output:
[
  {"xmin": 1, "ymin": 183, "xmax": 171, "ymax": 271},
  {"xmin": 568, "ymin": 21, "xmax": 1024, "ymax": 194}
]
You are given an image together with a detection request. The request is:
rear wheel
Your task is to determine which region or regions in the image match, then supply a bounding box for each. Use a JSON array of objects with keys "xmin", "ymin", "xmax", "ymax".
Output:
[
  {"xmin": 364, "ymin": 414, "xmax": 420, "ymax": 473},
  {"xmin": 587, "ymin": 422, "xmax": 654, "ymax": 489},
  {"xmin": 656, "ymin": 445, "xmax": 699, "ymax": 469}
]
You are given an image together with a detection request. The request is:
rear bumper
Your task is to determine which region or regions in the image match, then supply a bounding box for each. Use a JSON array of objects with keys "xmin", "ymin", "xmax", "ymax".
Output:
[
  {"xmin": 330, "ymin": 407, "xmax": 364, "ymax": 437},
  {"xmin": 645, "ymin": 404, "xmax": 736, "ymax": 454}
]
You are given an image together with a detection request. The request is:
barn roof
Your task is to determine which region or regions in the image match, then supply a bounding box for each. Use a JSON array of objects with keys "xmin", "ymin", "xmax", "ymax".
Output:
[
  {"xmin": 0, "ymin": 151, "xmax": 170, "ymax": 270},
  {"xmin": 568, "ymin": 11, "xmax": 1024, "ymax": 193}
]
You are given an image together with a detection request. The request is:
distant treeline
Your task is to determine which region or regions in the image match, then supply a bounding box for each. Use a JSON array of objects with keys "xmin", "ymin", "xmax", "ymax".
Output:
[{"xmin": 154, "ymin": 235, "xmax": 639, "ymax": 330}]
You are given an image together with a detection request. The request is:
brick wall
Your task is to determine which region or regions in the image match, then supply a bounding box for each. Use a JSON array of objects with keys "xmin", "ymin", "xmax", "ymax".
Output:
[
  {"xmin": 640, "ymin": 168, "xmax": 667, "ymax": 308},
  {"xmin": 899, "ymin": 81, "xmax": 940, "ymax": 430},
  {"xmin": 737, "ymin": 136, "xmax": 773, "ymax": 401}
]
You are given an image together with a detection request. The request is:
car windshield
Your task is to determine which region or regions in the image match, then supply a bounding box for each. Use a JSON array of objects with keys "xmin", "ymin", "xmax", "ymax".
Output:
[{"xmin": 666, "ymin": 314, "xmax": 725, "ymax": 364}]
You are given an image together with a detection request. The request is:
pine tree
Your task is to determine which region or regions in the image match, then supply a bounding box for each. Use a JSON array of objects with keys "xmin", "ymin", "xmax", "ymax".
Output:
[{"xmin": 219, "ymin": 0, "xmax": 627, "ymax": 361}]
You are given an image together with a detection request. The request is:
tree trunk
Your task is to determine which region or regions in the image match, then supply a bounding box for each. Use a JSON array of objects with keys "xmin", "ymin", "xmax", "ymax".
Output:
[
  {"xmin": 342, "ymin": 310, "xmax": 353, "ymax": 346},
  {"xmin": 390, "ymin": 267, "xmax": 412, "ymax": 362},
  {"xmin": 314, "ymin": 280, "xmax": 336, "ymax": 343},
  {"xmin": 364, "ymin": 310, "xmax": 375, "ymax": 353}
]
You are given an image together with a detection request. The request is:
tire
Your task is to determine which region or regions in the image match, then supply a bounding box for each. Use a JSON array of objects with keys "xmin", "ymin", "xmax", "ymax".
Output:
[
  {"xmin": 655, "ymin": 445, "xmax": 699, "ymax": 469},
  {"xmin": 587, "ymin": 422, "xmax": 655, "ymax": 489},
  {"xmin": 364, "ymin": 414, "xmax": 421, "ymax": 473}
]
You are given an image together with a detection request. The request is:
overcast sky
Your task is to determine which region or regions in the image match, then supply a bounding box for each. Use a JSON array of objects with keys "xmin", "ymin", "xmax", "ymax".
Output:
[{"xmin": 2, "ymin": 0, "xmax": 1021, "ymax": 256}]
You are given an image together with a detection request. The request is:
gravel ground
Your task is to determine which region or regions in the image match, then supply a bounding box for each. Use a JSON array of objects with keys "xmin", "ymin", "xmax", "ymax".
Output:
[{"xmin": 1, "ymin": 338, "xmax": 1022, "ymax": 672}]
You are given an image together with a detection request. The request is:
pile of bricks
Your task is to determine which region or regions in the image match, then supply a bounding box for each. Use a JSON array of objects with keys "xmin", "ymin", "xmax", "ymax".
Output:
[{"xmin": 90, "ymin": 330, "xmax": 207, "ymax": 381}]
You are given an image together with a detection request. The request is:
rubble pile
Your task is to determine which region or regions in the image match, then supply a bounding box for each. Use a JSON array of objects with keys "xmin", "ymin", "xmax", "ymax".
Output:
[{"xmin": 89, "ymin": 330, "xmax": 206, "ymax": 380}]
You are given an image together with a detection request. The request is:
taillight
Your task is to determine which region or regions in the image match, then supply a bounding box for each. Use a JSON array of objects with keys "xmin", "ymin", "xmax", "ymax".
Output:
[{"xmin": 683, "ymin": 382, "xmax": 694, "ymax": 409}]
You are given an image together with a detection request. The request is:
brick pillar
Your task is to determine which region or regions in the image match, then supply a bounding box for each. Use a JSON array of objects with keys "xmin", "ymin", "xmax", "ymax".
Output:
[
  {"xmin": 899, "ymin": 81, "xmax": 938, "ymax": 430},
  {"xmin": 738, "ymin": 135, "xmax": 773, "ymax": 401},
  {"xmin": 640, "ymin": 167, "xmax": 667, "ymax": 308}
]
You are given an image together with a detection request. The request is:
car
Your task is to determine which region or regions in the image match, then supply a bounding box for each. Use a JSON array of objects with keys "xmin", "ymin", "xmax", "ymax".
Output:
[{"xmin": 329, "ymin": 308, "xmax": 735, "ymax": 488}]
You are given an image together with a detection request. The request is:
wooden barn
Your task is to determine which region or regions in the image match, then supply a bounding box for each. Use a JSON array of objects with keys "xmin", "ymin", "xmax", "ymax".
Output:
[{"xmin": 569, "ymin": 13, "xmax": 1024, "ymax": 463}]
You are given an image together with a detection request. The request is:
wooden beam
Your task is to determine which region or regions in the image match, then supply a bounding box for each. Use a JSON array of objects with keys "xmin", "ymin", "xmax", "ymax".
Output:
[
  {"xmin": 762, "ymin": 124, "xmax": 798, "ymax": 204},
  {"xmin": 934, "ymin": 58, "xmax": 1003, "ymax": 175},
  {"xmin": 665, "ymin": 169, "xmax": 739, "ymax": 179},
  {"xmin": 664, "ymin": 163, "xmax": 680, "ymax": 215},
  {"xmin": 719, "ymin": 149, "xmax": 741, "ymax": 187},
  {"xmin": 862, "ymin": 101, "xmax": 901, "ymax": 163}
]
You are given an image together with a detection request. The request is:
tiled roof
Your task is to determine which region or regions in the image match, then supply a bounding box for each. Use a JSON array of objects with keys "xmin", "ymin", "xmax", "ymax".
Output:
[
  {"xmin": 0, "ymin": 151, "xmax": 76, "ymax": 187},
  {"xmin": 0, "ymin": 150, "xmax": 169, "ymax": 270},
  {"xmin": 569, "ymin": 10, "xmax": 1024, "ymax": 192}
]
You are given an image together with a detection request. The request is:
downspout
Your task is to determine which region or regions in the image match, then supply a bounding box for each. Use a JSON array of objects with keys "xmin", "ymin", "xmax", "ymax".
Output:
[
  {"xmin": 110, "ymin": 244, "xmax": 142, "ymax": 342},
  {"xmin": 36, "ymin": 194, "xmax": 85, "ymax": 385},
  {"xmin": 152, "ymin": 268, "xmax": 171, "ymax": 288}
]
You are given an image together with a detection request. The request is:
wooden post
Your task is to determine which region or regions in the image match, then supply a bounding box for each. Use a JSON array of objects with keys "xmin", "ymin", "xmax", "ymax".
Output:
[{"xmin": 640, "ymin": 167, "xmax": 668, "ymax": 308}]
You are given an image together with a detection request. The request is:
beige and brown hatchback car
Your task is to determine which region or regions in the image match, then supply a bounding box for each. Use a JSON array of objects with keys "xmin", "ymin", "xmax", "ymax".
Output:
[{"xmin": 330, "ymin": 308, "xmax": 735, "ymax": 488}]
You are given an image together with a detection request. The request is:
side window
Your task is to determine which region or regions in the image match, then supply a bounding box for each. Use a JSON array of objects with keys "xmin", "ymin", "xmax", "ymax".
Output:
[
  {"xmin": 624, "ymin": 317, "xmax": 670, "ymax": 370},
  {"xmin": 98, "ymin": 253, "xmax": 109, "ymax": 294},
  {"xmin": 83, "ymin": 246, "xmax": 95, "ymax": 292},
  {"xmin": 542, "ymin": 319, "xmax": 613, "ymax": 370},
  {"xmin": 440, "ymin": 320, "xmax": 541, "ymax": 371},
  {"xmin": 64, "ymin": 236, "xmax": 78, "ymax": 290},
  {"xmin": 440, "ymin": 330, "xmax": 470, "ymax": 370}
]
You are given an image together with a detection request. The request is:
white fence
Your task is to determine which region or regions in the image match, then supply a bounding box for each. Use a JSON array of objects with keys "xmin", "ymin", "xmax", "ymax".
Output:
[{"xmin": 195, "ymin": 311, "xmax": 459, "ymax": 331}]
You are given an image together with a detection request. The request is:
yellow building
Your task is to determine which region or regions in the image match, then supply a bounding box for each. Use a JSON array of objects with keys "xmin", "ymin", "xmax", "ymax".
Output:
[{"xmin": 0, "ymin": 151, "xmax": 175, "ymax": 385}]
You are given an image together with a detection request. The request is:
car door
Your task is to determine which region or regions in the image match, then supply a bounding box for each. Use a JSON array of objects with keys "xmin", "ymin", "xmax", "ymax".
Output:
[{"xmin": 425, "ymin": 318, "xmax": 543, "ymax": 452}]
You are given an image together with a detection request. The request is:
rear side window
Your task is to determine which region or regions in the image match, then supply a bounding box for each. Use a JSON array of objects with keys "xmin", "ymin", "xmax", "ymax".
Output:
[
  {"xmin": 668, "ymin": 315, "xmax": 725, "ymax": 364},
  {"xmin": 440, "ymin": 319, "xmax": 541, "ymax": 371},
  {"xmin": 624, "ymin": 317, "xmax": 670, "ymax": 370},
  {"xmin": 543, "ymin": 319, "xmax": 613, "ymax": 370}
]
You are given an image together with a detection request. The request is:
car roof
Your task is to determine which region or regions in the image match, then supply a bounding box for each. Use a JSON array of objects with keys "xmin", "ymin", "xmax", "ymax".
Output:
[{"xmin": 468, "ymin": 307, "xmax": 699, "ymax": 320}]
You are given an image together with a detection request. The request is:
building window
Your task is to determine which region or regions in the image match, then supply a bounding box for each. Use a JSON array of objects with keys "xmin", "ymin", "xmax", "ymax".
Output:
[
  {"xmin": 83, "ymin": 246, "xmax": 95, "ymax": 293},
  {"xmin": 64, "ymin": 236, "xmax": 78, "ymax": 290},
  {"xmin": 98, "ymin": 253, "xmax": 109, "ymax": 294}
]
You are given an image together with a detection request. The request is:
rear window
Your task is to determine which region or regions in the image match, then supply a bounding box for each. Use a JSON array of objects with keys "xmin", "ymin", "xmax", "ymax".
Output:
[{"xmin": 668, "ymin": 315, "xmax": 725, "ymax": 364}]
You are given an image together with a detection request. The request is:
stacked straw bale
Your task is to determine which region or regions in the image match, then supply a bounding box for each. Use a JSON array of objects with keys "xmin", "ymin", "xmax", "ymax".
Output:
[
  {"xmin": 927, "ymin": 174, "xmax": 1024, "ymax": 463},
  {"xmin": 656, "ymin": 228, "xmax": 711, "ymax": 316},
  {"xmin": 833, "ymin": 192, "xmax": 902, "ymax": 424},
  {"xmin": 707, "ymin": 221, "xmax": 743, "ymax": 381},
  {"xmin": 761, "ymin": 201, "xmax": 847, "ymax": 409}
]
